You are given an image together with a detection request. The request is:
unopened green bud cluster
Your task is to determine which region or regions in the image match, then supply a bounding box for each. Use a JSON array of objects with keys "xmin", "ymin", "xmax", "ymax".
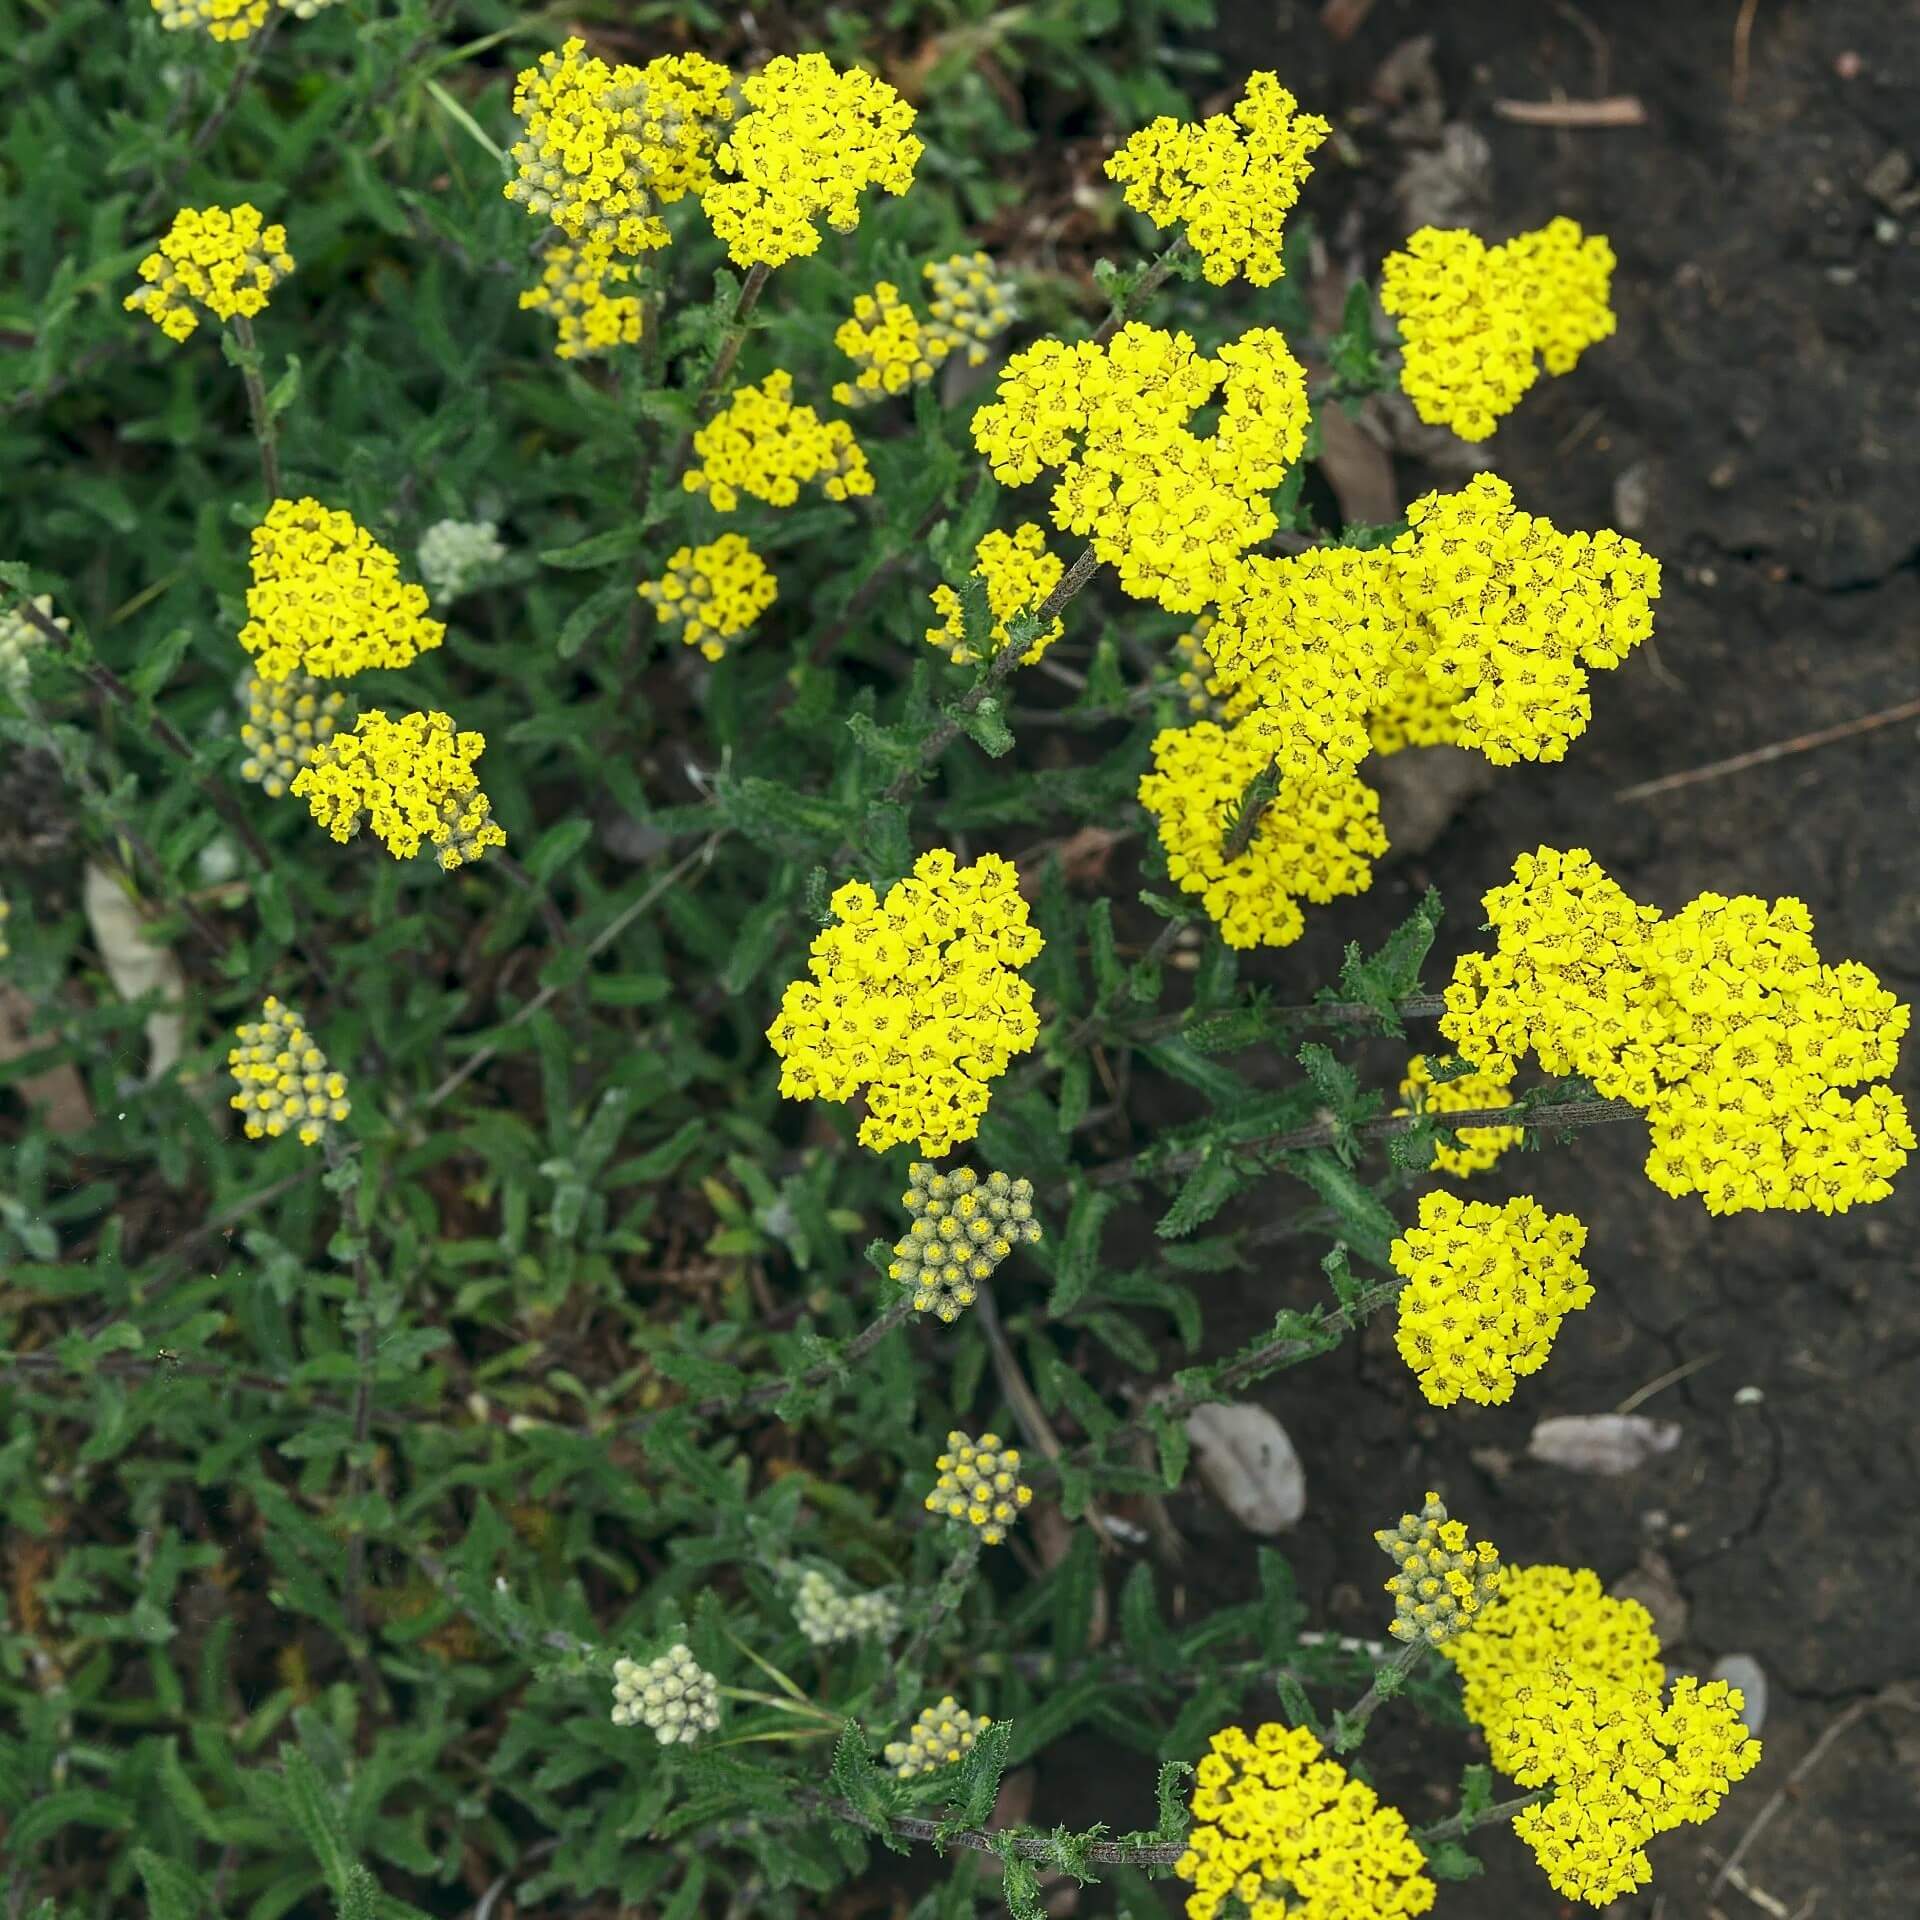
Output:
[
  {"xmin": 882, "ymin": 1696, "xmax": 991, "ymax": 1778},
  {"xmin": 791, "ymin": 1567, "xmax": 900, "ymax": 1647},
  {"xmin": 609, "ymin": 1643, "xmax": 721, "ymax": 1745},
  {"xmin": 1374, "ymin": 1490, "xmax": 1501, "ymax": 1646},
  {"xmin": 889, "ymin": 1163, "xmax": 1041, "ymax": 1323}
]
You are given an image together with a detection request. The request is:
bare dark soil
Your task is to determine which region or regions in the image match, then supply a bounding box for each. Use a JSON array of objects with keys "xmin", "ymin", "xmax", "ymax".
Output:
[{"xmin": 1034, "ymin": 4, "xmax": 1920, "ymax": 1915}]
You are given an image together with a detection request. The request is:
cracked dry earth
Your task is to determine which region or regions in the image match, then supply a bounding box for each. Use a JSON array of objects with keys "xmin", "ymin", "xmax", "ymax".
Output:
[{"xmin": 1025, "ymin": 4, "xmax": 1920, "ymax": 1917}]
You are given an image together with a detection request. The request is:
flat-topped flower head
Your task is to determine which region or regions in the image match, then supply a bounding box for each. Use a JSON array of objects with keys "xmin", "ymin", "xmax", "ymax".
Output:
[
  {"xmin": 228, "ymin": 996, "xmax": 349, "ymax": 1147},
  {"xmin": 1499, "ymin": 1668, "xmax": 1761, "ymax": 1907},
  {"xmin": 921, "ymin": 252, "xmax": 1016, "ymax": 365},
  {"xmin": 1396, "ymin": 1054, "xmax": 1522, "ymax": 1176},
  {"xmin": 926, "ymin": 1431, "xmax": 1032, "ymax": 1545},
  {"xmin": 1374, "ymin": 1490, "xmax": 1501, "ymax": 1645},
  {"xmin": 1138, "ymin": 716, "xmax": 1385, "ymax": 950},
  {"xmin": 151, "ymin": 0, "xmax": 268, "ymax": 41},
  {"xmin": 291, "ymin": 710, "xmax": 506, "ymax": 870},
  {"xmin": 1176, "ymin": 1721, "xmax": 1435, "ymax": 1920},
  {"xmin": 1390, "ymin": 1191, "xmax": 1593, "ymax": 1408},
  {"xmin": 1440, "ymin": 1562, "xmax": 1667, "ymax": 1764},
  {"xmin": 766, "ymin": 849, "xmax": 1042, "ymax": 1156},
  {"xmin": 520, "ymin": 236, "xmax": 643, "ymax": 361},
  {"xmin": 238, "ymin": 497, "xmax": 444, "ymax": 683},
  {"xmin": 791, "ymin": 1567, "xmax": 899, "ymax": 1647},
  {"xmin": 125, "ymin": 204, "xmax": 293, "ymax": 343},
  {"xmin": 237, "ymin": 672, "xmax": 347, "ymax": 798},
  {"xmin": 684, "ymin": 370, "xmax": 873, "ymax": 513},
  {"xmin": 971, "ymin": 322, "xmax": 1308, "ymax": 612},
  {"xmin": 833, "ymin": 281, "xmax": 949, "ymax": 406},
  {"xmin": 926, "ymin": 524, "xmax": 1065, "ymax": 667},
  {"xmin": 883, "ymin": 1697, "xmax": 989, "ymax": 1777},
  {"xmin": 701, "ymin": 53, "xmax": 921, "ymax": 269},
  {"xmin": 889, "ymin": 1163, "xmax": 1042, "ymax": 1323},
  {"xmin": 1389, "ymin": 472, "xmax": 1661, "ymax": 767},
  {"xmin": 610, "ymin": 1644, "xmax": 721, "ymax": 1746},
  {"xmin": 638, "ymin": 534, "xmax": 777, "ymax": 661},
  {"xmin": 504, "ymin": 39, "xmax": 735, "ymax": 257},
  {"xmin": 1105, "ymin": 72, "xmax": 1330, "ymax": 286},
  {"xmin": 1442, "ymin": 847, "xmax": 1914, "ymax": 1214},
  {"xmin": 1383, "ymin": 217, "xmax": 1616, "ymax": 441}
]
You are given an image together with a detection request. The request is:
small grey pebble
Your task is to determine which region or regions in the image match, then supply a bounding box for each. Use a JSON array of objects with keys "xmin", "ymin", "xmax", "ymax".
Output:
[{"xmin": 1711, "ymin": 1653, "xmax": 1768, "ymax": 1734}]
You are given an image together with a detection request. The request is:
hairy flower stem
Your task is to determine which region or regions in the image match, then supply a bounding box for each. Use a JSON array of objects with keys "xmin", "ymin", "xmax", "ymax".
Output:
[
  {"xmin": 1220, "ymin": 754, "xmax": 1282, "ymax": 860},
  {"xmin": 1334, "ymin": 1637, "xmax": 1427, "ymax": 1751},
  {"xmin": 877, "ymin": 542, "xmax": 1101, "ymax": 812},
  {"xmin": 807, "ymin": 1791, "xmax": 1189, "ymax": 1868},
  {"xmin": 1413, "ymin": 1787, "xmax": 1551, "ymax": 1847},
  {"xmin": 1091, "ymin": 1095, "xmax": 1643, "ymax": 1189},
  {"xmin": 1090, "ymin": 235, "xmax": 1191, "ymax": 347},
  {"xmin": 893, "ymin": 1535, "xmax": 982, "ymax": 1718},
  {"xmin": 323, "ymin": 1134, "xmax": 383, "ymax": 1719},
  {"xmin": 230, "ymin": 315, "xmax": 281, "ymax": 501},
  {"xmin": 664, "ymin": 261, "xmax": 771, "ymax": 478}
]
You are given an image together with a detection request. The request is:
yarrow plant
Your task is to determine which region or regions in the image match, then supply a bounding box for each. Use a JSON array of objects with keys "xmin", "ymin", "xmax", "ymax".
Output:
[{"xmin": 6, "ymin": 19, "xmax": 1892, "ymax": 1920}]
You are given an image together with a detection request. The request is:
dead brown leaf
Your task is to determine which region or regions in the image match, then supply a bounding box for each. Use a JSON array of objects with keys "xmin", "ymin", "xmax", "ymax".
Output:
[{"xmin": 0, "ymin": 982, "xmax": 91, "ymax": 1134}]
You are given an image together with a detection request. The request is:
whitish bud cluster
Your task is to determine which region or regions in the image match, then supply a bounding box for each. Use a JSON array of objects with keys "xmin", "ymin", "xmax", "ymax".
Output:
[
  {"xmin": 1, "ymin": 594, "xmax": 64, "ymax": 700},
  {"xmin": 888, "ymin": 1163, "xmax": 1041, "ymax": 1323},
  {"xmin": 417, "ymin": 519, "xmax": 507, "ymax": 602},
  {"xmin": 609, "ymin": 1644, "xmax": 721, "ymax": 1745},
  {"xmin": 882, "ymin": 1696, "xmax": 991, "ymax": 1777},
  {"xmin": 791, "ymin": 1568, "xmax": 900, "ymax": 1647},
  {"xmin": 925, "ymin": 1430, "xmax": 1032, "ymax": 1545},
  {"xmin": 1374, "ymin": 1490, "xmax": 1501, "ymax": 1646}
]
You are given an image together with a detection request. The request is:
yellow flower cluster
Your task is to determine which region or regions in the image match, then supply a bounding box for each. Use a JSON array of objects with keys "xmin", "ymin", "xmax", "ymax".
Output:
[
  {"xmin": 290, "ymin": 710, "xmax": 506, "ymax": 870},
  {"xmin": 1443, "ymin": 1562, "xmax": 1759, "ymax": 1904},
  {"xmin": 972, "ymin": 323, "xmax": 1309, "ymax": 612},
  {"xmin": 684, "ymin": 370, "xmax": 873, "ymax": 513},
  {"xmin": 1137, "ymin": 718, "xmax": 1385, "ymax": 950},
  {"xmin": 924, "ymin": 1431, "xmax": 1032, "ymax": 1545},
  {"xmin": 765, "ymin": 850, "xmax": 1042, "ymax": 1156},
  {"xmin": 832, "ymin": 281, "xmax": 949, "ymax": 406},
  {"xmin": 237, "ymin": 672, "xmax": 347, "ymax": 798},
  {"xmin": 701, "ymin": 54, "xmax": 921, "ymax": 268},
  {"xmin": 1391, "ymin": 473, "xmax": 1660, "ymax": 766},
  {"xmin": 921, "ymin": 252, "xmax": 1016, "ymax": 365},
  {"xmin": 1104, "ymin": 72, "xmax": 1330, "ymax": 286},
  {"xmin": 520, "ymin": 239, "xmax": 643, "ymax": 360},
  {"xmin": 883, "ymin": 1698, "xmax": 989, "ymax": 1778},
  {"xmin": 1395, "ymin": 1053, "xmax": 1521, "ymax": 1176},
  {"xmin": 1442, "ymin": 847, "xmax": 1915, "ymax": 1214},
  {"xmin": 888, "ymin": 1163, "xmax": 1041, "ymax": 1323},
  {"xmin": 227, "ymin": 996, "xmax": 350, "ymax": 1148},
  {"xmin": 151, "ymin": 0, "xmax": 267, "ymax": 42},
  {"xmin": 1206, "ymin": 547, "xmax": 1405, "ymax": 780},
  {"xmin": 1381, "ymin": 218, "xmax": 1615, "ymax": 441},
  {"xmin": 1176, "ymin": 1722, "xmax": 1435, "ymax": 1920},
  {"xmin": 1364, "ymin": 669, "xmax": 1462, "ymax": 756},
  {"xmin": 238, "ymin": 498, "xmax": 445, "ymax": 683},
  {"xmin": 1390, "ymin": 1191, "xmax": 1593, "ymax": 1408},
  {"xmin": 637, "ymin": 534, "xmax": 777, "ymax": 661},
  {"xmin": 926, "ymin": 524, "xmax": 1064, "ymax": 667},
  {"xmin": 503, "ymin": 39, "xmax": 734, "ymax": 258},
  {"xmin": 1443, "ymin": 1564, "xmax": 1666, "ymax": 1751},
  {"xmin": 1500, "ymin": 1669, "xmax": 1760, "ymax": 1905},
  {"xmin": 124, "ymin": 204, "xmax": 293, "ymax": 344},
  {"xmin": 1373, "ymin": 1491, "xmax": 1501, "ymax": 1647}
]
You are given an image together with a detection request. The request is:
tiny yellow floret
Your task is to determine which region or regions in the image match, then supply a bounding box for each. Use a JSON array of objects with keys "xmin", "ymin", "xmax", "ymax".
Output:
[
  {"xmin": 151, "ymin": 0, "xmax": 269, "ymax": 42},
  {"xmin": 921, "ymin": 252, "xmax": 1016, "ymax": 366},
  {"xmin": 832, "ymin": 281, "xmax": 949, "ymax": 406},
  {"xmin": 124, "ymin": 203, "xmax": 293, "ymax": 343}
]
